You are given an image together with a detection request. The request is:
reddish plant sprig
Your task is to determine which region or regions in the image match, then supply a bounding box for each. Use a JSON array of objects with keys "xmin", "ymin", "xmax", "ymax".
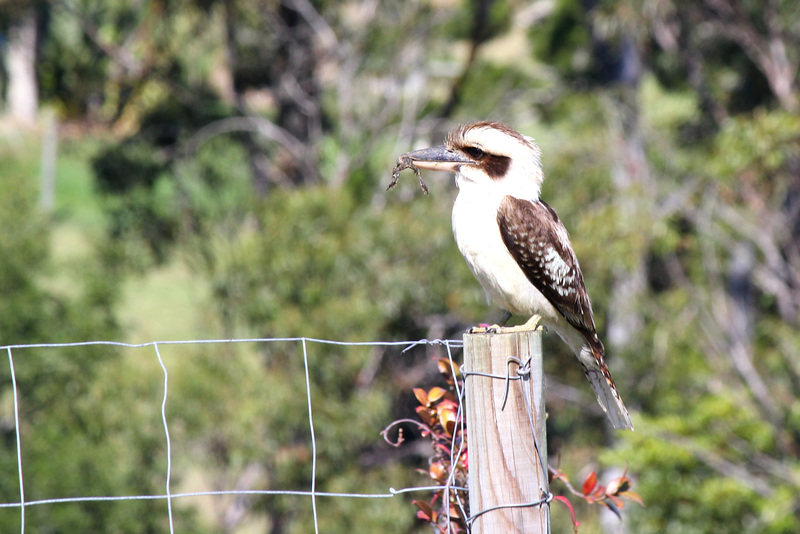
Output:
[
  {"xmin": 388, "ymin": 357, "xmax": 643, "ymax": 533},
  {"xmin": 406, "ymin": 359, "xmax": 469, "ymax": 533},
  {"xmin": 549, "ymin": 464, "xmax": 644, "ymax": 531}
]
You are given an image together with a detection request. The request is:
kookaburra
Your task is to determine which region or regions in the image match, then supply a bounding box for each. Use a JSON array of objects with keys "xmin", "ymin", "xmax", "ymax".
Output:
[{"xmin": 400, "ymin": 121, "xmax": 633, "ymax": 430}]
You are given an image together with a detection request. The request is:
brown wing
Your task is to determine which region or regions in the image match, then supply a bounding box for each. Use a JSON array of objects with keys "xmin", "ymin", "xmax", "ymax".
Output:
[{"xmin": 497, "ymin": 195, "xmax": 601, "ymax": 349}]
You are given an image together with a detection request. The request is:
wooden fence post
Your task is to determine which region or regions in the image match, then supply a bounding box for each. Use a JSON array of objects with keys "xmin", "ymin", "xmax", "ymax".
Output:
[{"xmin": 463, "ymin": 330, "xmax": 550, "ymax": 534}]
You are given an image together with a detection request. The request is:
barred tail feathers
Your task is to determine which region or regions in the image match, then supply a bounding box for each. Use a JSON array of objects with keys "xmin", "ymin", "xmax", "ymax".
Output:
[{"xmin": 578, "ymin": 344, "xmax": 633, "ymax": 430}]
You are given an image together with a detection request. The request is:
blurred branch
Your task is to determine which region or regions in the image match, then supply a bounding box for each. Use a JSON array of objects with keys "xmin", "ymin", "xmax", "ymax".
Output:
[
  {"xmin": 701, "ymin": 0, "xmax": 798, "ymax": 111},
  {"xmin": 285, "ymin": 0, "xmax": 339, "ymax": 52},
  {"xmin": 61, "ymin": 0, "xmax": 144, "ymax": 77},
  {"xmin": 688, "ymin": 187, "xmax": 800, "ymax": 460},
  {"xmin": 656, "ymin": 430, "xmax": 775, "ymax": 495},
  {"xmin": 437, "ymin": 0, "xmax": 496, "ymax": 120},
  {"xmin": 693, "ymin": 208, "xmax": 782, "ymax": 424},
  {"xmin": 222, "ymin": 0, "xmax": 272, "ymax": 194},
  {"xmin": 726, "ymin": 433, "xmax": 800, "ymax": 489},
  {"xmin": 183, "ymin": 116, "xmax": 306, "ymax": 162},
  {"xmin": 715, "ymin": 201, "xmax": 800, "ymax": 323},
  {"xmin": 180, "ymin": 116, "xmax": 317, "ymax": 190},
  {"xmin": 268, "ymin": 0, "xmax": 325, "ymax": 185},
  {"xmin": 546, "ymin": 377, "xmax": 605, "ymax": 415}
]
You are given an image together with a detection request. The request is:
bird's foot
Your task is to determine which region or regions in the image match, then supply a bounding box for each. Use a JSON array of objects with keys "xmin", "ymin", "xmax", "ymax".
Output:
[
  {"xmin": 468, "ymin": 323, "xmax": 502, "ymax": 334},
  {"xmin": 468, "ymin": 315, "xmax": 544, "ymax": 334}
]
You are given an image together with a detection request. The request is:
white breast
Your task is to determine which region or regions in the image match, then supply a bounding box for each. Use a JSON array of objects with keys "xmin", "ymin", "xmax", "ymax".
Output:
[{"xmin": 451, "ymin": 175, "xmax": 561, "ymax": 323}]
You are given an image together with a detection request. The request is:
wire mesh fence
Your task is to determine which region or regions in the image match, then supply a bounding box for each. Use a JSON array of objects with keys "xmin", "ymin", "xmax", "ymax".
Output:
[{"xmin": 1, "ymin": 337, "xmax": 466, "ymax": 533}]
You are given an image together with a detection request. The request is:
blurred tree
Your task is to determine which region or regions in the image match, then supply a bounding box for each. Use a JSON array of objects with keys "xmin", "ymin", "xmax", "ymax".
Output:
[
  {"xmin": 0, "ymin": 142, "xmax": 209, "ymax": 532},
  {"xmin": 160, "ymin": 184, "xmax": 485, "ymax": 532},
  {"xmin": 526, "ymin": 1, "xmax": 800, "ymax": 532},
  {"xmin": 0, "ymin": 1, "xmax": 39, "ymax": 123},
  {"xmin": 8, "ymin": 0, "xmax": 800, "ymax": 531}
]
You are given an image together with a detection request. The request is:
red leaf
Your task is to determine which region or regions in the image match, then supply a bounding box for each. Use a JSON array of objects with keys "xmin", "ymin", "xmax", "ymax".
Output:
[
  {"xmin": 607, "ymin": 495, "xmax": 625, "ymax": 510},
  {"xmin": 413, "ymin": 499, "xmax": 434, "ymax": 522},
  {"xmin": 582, "ymin": 471, "xmax": 598, "ymax": 496},
  {"xmin": 434, "ymin": 442, "xmax": 452, "ymax": 454},
  {"xmin": 443, "ymin": 391, "xmax": 459, "ymax": 404},
  {"xmin": 416, "ymin": 406, "xmax": 434, "ymax": 425},
  {"xmin": 413, "ymin": 388, "xmax": 428, "ymax": 406},
  {"xmin": 437, "ymin": 399, "xmax": 458, "ymax": 412},
  {"xmin": 592, "ymin": 483, "xmax": 607, "ymax": 499},
  {"xmin": 553, "ymin": 495, "xmax": 580, "ymax": 533}
]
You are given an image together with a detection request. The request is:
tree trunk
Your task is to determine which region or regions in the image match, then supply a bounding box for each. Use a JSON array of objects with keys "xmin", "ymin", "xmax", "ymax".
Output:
[
  {"xmin": 222, "ymin": 0, "xmax": 272, "ymax": 196},
  {"xmin": 605, "ymin": 36, "xmax": 652, "ymax": 356},
  {"xmin": 601, "ymin": 34, "xmax": 650, "ymax": 534},
  {"xmin": 271, "ymin": 0, "xmax": 323, "ymax": 186},
  {"xmin": 4, "ymin": 6, "xmax": 39, "ymax": 124}
]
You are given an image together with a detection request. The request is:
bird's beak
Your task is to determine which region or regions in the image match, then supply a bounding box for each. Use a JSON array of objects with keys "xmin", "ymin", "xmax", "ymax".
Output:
[{"xmin": 402, "ymin": 145, "xmax": 475, "ymax": 172}]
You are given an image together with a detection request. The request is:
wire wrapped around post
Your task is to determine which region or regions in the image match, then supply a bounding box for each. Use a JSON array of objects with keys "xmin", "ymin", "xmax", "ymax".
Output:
[{"xmin": 463, "ymin": 330, "xmax": 550, "ymax": 534}]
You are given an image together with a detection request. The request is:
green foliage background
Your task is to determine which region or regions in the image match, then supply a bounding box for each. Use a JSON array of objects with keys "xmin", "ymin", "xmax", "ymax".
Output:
[{"xmin": 2, "ymin": 0, "xmax": 800, "ymax": 532}]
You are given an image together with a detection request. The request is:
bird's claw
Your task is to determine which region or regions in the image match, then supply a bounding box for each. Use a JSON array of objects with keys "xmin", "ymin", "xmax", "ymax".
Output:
[
  {"xmin": 467, "ymin": 323, "xmax": 502, "ymax": 334},
  {"xmin": 467, "ymin": 315, "xmax": 545, "ymax": 335}
]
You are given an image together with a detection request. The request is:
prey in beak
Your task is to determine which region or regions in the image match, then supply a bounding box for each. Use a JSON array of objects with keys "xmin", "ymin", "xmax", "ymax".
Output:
[{"xmin": 387, "ymin": 145, "xmax": 475, "ymax": 194}]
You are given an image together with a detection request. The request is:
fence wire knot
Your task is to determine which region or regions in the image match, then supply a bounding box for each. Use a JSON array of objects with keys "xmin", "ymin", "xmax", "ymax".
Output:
[
  {"xmin": 501, "ymin": 355, "xmax": 532, "ymax": 411},
  {"xmin": 459, "ymin": 355, "xmax": 534, "ymax": 411}
]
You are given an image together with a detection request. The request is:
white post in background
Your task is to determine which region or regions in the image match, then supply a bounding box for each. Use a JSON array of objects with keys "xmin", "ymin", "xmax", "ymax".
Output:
[
  {"xmin": 5, "ymin": 7, "xmax": 39, "ymax": 124},
  {"xmin": 40, "ymin": 111, "xmax": 58, "ymax": 212}
]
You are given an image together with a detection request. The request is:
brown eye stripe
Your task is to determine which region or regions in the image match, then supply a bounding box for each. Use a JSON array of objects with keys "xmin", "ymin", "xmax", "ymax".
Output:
[{"xmin": 483, "ymin": 154, "xmax": 510, "ymax": 178}]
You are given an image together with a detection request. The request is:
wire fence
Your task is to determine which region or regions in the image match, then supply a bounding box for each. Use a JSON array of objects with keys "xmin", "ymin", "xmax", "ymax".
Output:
[{"xmin": 1, "ymin": 337, "xmax": 467, "ymax": 533}]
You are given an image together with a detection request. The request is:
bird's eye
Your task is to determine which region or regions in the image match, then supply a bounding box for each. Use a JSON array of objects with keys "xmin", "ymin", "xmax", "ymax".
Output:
[{"xmin": 463, "ymin": 146, "xmax": 486, "ymax": 160}]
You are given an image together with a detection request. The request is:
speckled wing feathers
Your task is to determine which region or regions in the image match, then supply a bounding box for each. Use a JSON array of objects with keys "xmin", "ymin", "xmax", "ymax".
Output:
[
  {"xmin": 497, "ymin": 195, "xmax": 633, "ymax": 430},
  {"xmin": 497, "ymin": 196, "xmax": 598, "ymax": 345}
]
